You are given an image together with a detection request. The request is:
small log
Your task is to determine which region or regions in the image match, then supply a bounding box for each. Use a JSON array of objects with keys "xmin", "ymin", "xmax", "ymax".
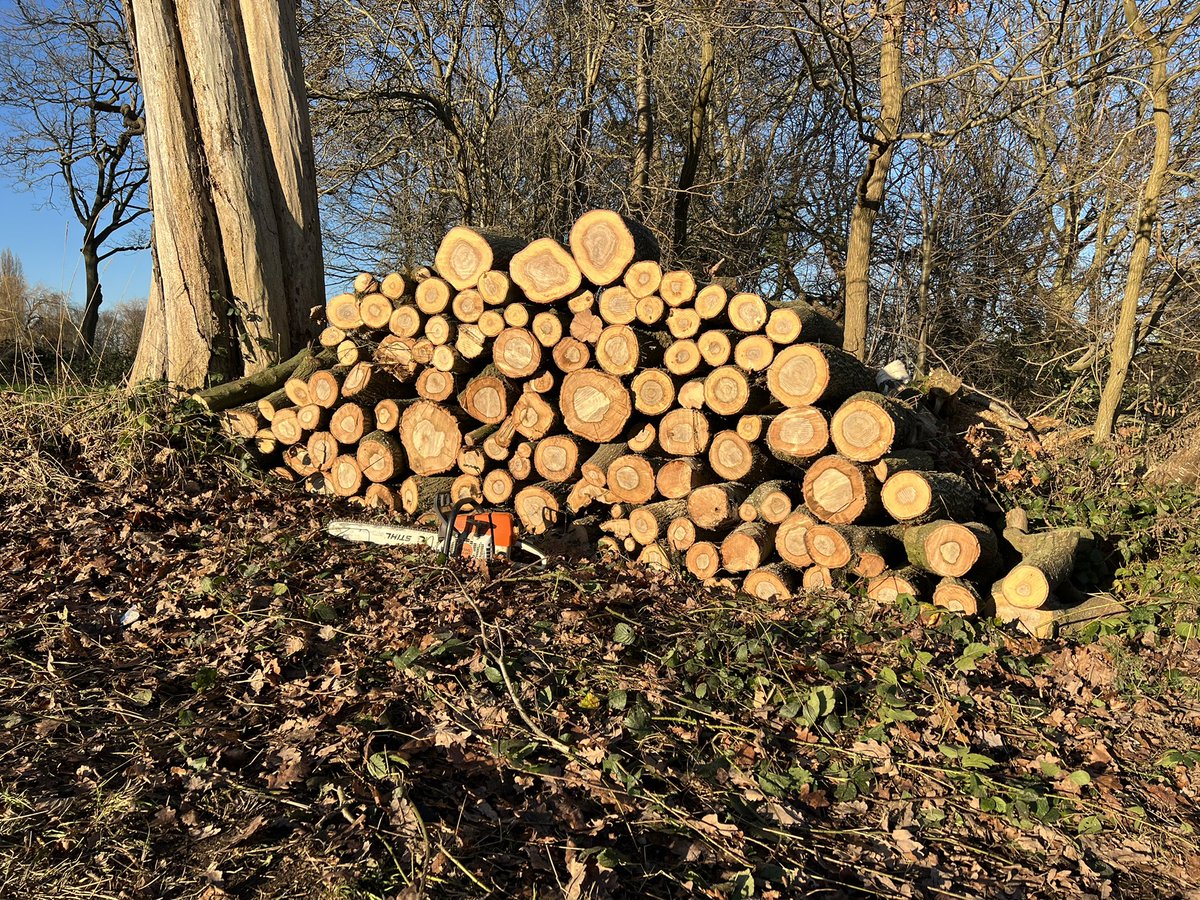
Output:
[
  {"xmin": 625, "ymin": 421, "xmax": 657, "ymax": 453},
  {"xmin": 865, "ymin": 568, "xmax": 931, "ymax": 603},
  {"xmin": 734, "ymin": 335, "xmax": 775, "ymax": 372},
  {"xmin": 685, "ymin": 541, "xmax": 721, "ymax": 579},
  {"xmin": 525, "ymin": 370, "xmax": 556, "ymax": 395},
  {"xmin": 374, "ymin": 399, "xmax": 403, "ymax": 432},
  {"xmin": 570, "ymin": 309, "xmax": 605, "ymax": 344},
  {"xmin": 830, "ymin": 392, "xmax": 921, "ymax": 462},
  {"xmin": 581, "ymin": 442, "xmax": 627, "ymax": 487},
  {"xmin": 319, "ymin": 325, "xmax": 347, "ymax": 348},
  {"xmin": 767, "ymin": 343, "xmax": 876, "ymax": 408},
  {"xmin": 306, "ymin": 431, "xmax": 339, "ymax": 470},
  {"xmin": 410, "ymin": 338, "xmax": 435, "ymax": 365},
  {"xmin": 697, "ymin": 329, "xmax": 733, "ymax": 367},
  {"xmin": 637, "ymin": 543, "xmax": 673, "ymax": 570},
  {"xmin": 364, "ymin": 483, "xmax": 399, "ymax": 513},
  {"xmin": 663, "ymin": 338, "xmax": 701, "ymax": 375},
  {"xmin": 595, "ymin": 324, "xmax": 663, "ymax": 376},
  {"xmin": 193, "ymin": 347, "xmax": 326, "ymax": 413},
  {"xmin": 666, "ymin": 307, "xmax": 701, "ymax": 340},
  {"xmin": 330, "ymin": 455, "xmax": 364, "ymax": 497},
  {"xmin": 903, "ymin": 521, "xmax": 999, "ymax": 578},
  {"xmin": 459, "ymin": 365, "xmax": 517, "ymax": 425},
  {"xmin": 478, "ymin": 269, "xmax": 518, "ymax": 305},
  {"xmin": 483, "ymin": 469, "xmax": 516, "ymax": 504},
  {"xmin": 326, "ymin": 292, "xmax": 362, "ymax": 329},
  {"xmin": 336, "ymin": 338, "xmax": 372, "ymax": 367},
  {"xmin": 430, "ymin": 345, "xmax": 470, "ymax": 374},
  {"xmin": 400, "ymin": 475, "xmax": 457, "ymax": 516},
  {"xmin": 388, "ymin": 305, "xmax": 423, "ymax": 338},
  {"xmin": 658, "ymin": 408, "xmax": 711, "ymax": 456},
  {"xmin": 416, "ymin": 368, "xmax": 457, "ymax": 403},
  {"xmin": 283, "ymin": 443, "xmax": 319, "ymax": 477},
  {"xmin": 464, "ymin": 422, "xmax": 499, "ymax": 448},
  {"xmin": 1000, "ymin": 524, "xmax": 1097, "ymax": 609},
  {"xmin": 424, "ymin": 314, "xmax": 456, "ymax": 346},
  {"xmin": 727, "ymin": 292, "xmax": 768, "ymax": 333},
  {"xmin": 415, "ymin": 277, "xmax": 452, "ymax": 314},
  {"xmin": 635, "ymin": 294, "xmax": 665, "ymax": 326},
  {"xmin": 802, "ymin": 566, "xmax": 840, "ymax": 592},
  {"xmin": 451, "ymin": 288, "xmax": 485, "ymax": 323},
  {"xmin": 631, "ymin": 368, "xmax": 677, "ymax": 416},
  {"xmin": 295, "ymin": 403, "xmax": 329, "ymax": 432},
  {"xmin": 504, "ymin": 302, "xmax": 530, "ymax": 328},
  {"xmin": 738, "ymin": 480, "xmax": 795, "ymax": 525},
  {"xmin": 451, "ymin": 473, "xmax": 483, "ymax": 503},
  {"xmin": 774, "ymin": 509, "xmax": 817, "ymax": 568},
  {"xmin": 457, "ymin": 323, "xmax": 487, "ymax": 360},
  {"xmin": 771, "ymin": 298, "xmax": 843, "ymax": 345},
  {"xmin": 659, "ymin": 270, "xmax": 696, "ymax": 307},
  {"xmin": 510, "ymin": 237, "xmax": 582, "ymax": 304},
  {"xmin": 624, "ymin": 260, "xmax": 663, "ymax": 297},
  {"xmin": 375, "ymin": 335, "xmax": 418, "ymax": 381},
  {"xmin": 357, "ymin": 430, "xmax": 406, "ymax": 483},
  {"xmin": 457, "ymin": 446, "xmax": 487, "ymax": 475},
  {"xmin": 802, "ymin": 455, "xmax": 883, "ymax": 524},
  {"xmin": 477, "ymin": 309, "xmax": 506, "ymax": 337},
  {"xmin": 803, "ymin": 523, "xmax": 853, "ymax": 569},
  {"xmin": 513, "ymin": 482, "xmax": 568, "ymax": 534},
  {"xmin": 694, "ymin": 283, "xmax": 728, "ymax": 320},
  {"xmin": 512, "ymin": 391, "xmax": 558, "ymax": 440},
  {"xmin": 720, "ymin": 522, "xmax": 775, "ymax": 573},
  {"xmin": 359, "ymin": 292, "xmax": 394, "ymax": 330},
  {"xmin": 531, "ymin": 310, "xmax": 565, "ymax": 348},
  {"xmin": 598, "ymin": 286, "xmax": 639, "ymax": 325},
  {"xmin": 871, "ymin": 450, "xmax": 938, "ymax": 482},
  {"xmin": 308, "ymin": 367, "xmax": 347, "ymax": 409},
  {"xmin": 881, "ymin": 471, "xmax": 976, "ymax": 523},
  {"xmin": 222, "ymin": 406, "xmax": 263, "ymax": 439},
  {"xmin": 736, "ymin": 414, "xmax": 770, "ymax": 443},
  {"xmin": 687, "ymin": 482, "xmax": 749, "ymax": 530},
  {"xmin": 743, "ymin": 564, "xmax": 797, "ymax": 600},
  {"xmin": 708, "ymin": 431, "xmax": 774, "ymax": 482},
  {"xmin": 552, "ymin": 336, "xmax": 591, "ymax": 372},
  {"xmin": 677, "ymin": 378, "xmax": 706, "ymax": 409},
  {"xmin": 353, "ymin": 272, "xmax": 379, "ymax": 294},
  {"xmin": 606, "ymin": 454, "xmax": 657, "ymax": 504},
  {"xmin": 628, "ymin": 498, "xmax": 689, "ymax": 545},
  {"xmin": 704, "ymin": 366, "xmax": 767, "ymax": 416},
  {"xmin": 566, "ymin": 478, "xmax": 606, "ymax": 514},
  {"xmin": 567, "ymin": 289, "xmax": 596, "ymax": 313},
  {"xmin": 256, "ymin": 388, "xmax": 291, "ymax": 423},
  {"xmin": 342, "ymin": 362, "xmax": 404, "ymax": 405},
  {"xmin": 533, "ymin": 435, "xmax": 585, "ymax": 483},
  {"xmin": 493, "ymin": 327, "xmax": 543, "ymax": 378},
  {"xmin": 380, "ymin": 272, "xmax": 408, "ymax": 300},
  {"xmin": 560, "ymin": 370, "xmax": 633, "ymax": 443},
  {"xmin": 330, "ymin": 402, "xmax": 373, "ymax": 445},
  {"xmin": 652, "ymin": 457, "xmax": 710, "ymax": 499},
  {"xmin": 435, "ymin": 227, "xmax": 526, "ymax": 290},
  {"xmin": 399, "ymin": 400, "xmax": 464, "ymax": 475},
  {"xmin": 933, "ymin": 577, "xmax": 982, "ymax": 615},
  {"xmin": 568, "ymin": 209, "xmax": 660, "ymax": 286}
]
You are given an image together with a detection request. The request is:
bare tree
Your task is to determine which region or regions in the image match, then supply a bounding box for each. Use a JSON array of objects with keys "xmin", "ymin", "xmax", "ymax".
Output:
[
  {"xmin": 0, "ymin": 0, "xmax": 148, "ymax": 355},
  {"xmin": 0, "ymin": 249, "xmax": 28, "ymax": 344}
]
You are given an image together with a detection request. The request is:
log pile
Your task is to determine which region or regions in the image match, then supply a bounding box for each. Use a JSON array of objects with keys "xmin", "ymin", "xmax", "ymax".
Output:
[{"xmin": 208, "ymin": 209, "xmax": 1107, "ymax": 632}]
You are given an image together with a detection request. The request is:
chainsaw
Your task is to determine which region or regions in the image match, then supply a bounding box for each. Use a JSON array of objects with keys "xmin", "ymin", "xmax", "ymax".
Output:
[{"xmin": 326, "ymin": 494, "xmax": 548, "ymax": 567}]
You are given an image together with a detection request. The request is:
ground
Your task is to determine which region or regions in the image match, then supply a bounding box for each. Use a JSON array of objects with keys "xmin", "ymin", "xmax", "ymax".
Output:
[{"xmin": 1, "ymin": 386, "xmax": 1199, "ymax": 899}]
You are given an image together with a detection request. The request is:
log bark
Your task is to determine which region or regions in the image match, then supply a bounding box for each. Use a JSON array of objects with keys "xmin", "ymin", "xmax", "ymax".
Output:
[{"xmin": 191, "ymin": 347, "xmax": 317, "ymax": 412}]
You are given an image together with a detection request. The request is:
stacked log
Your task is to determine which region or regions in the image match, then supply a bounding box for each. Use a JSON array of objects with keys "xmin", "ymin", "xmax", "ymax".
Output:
[{"xmin": 209, "ymin": 208, "xmax": 1104, "ymax": 629}]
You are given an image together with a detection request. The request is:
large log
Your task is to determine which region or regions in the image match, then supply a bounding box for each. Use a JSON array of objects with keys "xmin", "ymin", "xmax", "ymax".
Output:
[
  {"xmin": 510, "ymin": 238, "xmax": 582, "ymax": 304},
  {"xmin": 830, "ymin": 392, "xmax": 921, "ymax": 462},
  {"xmin": 359, "ymin": 292, "xmax": 394, "ymax": 330},
  {"xmin": 658, "ymin": 408, "xmax": 711, "ymax": 456},
  {"xmin": 708, "ymin": 431, "xmax": 773, "ymax": 482},
  {"xmin": 533, "ymin": 435, "xmax": 585, "ymax": 483},
  {"xmin": 881, "ymin": 471, "xmax": 976, "ymax": 523},
  {"xmin": 704, "ymin": 366, "xmax": 767, "ymax": 417},
  {"xmin": 802, "ymin": 455, "xmax": 883, "ymax": 524},
  {"xmin": 595, "ymin": 324, "xmax": 662, "ymax": 376},
  {"xmin": 903, "ymin": 521, "xmax": 999, "ymax": 578},
  {"xmin": 399, "ymin": 400, "xmax": 464, "ymax": 475},
  {"xmin": 568, "ymin": 209, "xmax": 660, "ymax": 286},
  {"xmin": 560, "ymin": 370, "xmax": 632, "ymax": 443},
  {"xmin": 435, "ymin": 227, "xmax": 526, "ymax": 290},
  {"xmin": 767, "ymin": 343, "xmax": 876, "ymax": 408},
  {"xmin": 458, "ymin": 365, "xmax": 518, "ymax": 425},
  {"xmin": 493, "ymin": 327, "xmax": 543, "ymax": 379},
  {"xmin": 766, "ymin": 406, "xmax": 830, "ymax": 466}
]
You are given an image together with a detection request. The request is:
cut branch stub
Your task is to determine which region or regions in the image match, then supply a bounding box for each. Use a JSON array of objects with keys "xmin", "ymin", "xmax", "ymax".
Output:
[
  {"xmin": 510, "ymin": 237, "xmax": 582, "ymax": 304},
  {"xmin": 560, "ymin": 370, "xmax": 632, "ymax": 443},
  {"xmin": 434, "ymin": 227, "xmax": 524, "ymax": 290},
  {"xmin": 767, "ymin": 343, "xmax": 876, "ymax": 408},
  {"xmin": 830, "ymin": 391, "xmax": 920, "ymax": 462},
  {"xmin": 802, "ymin": 455, "xmax": 882, "ymax": 524},
  {"xmin": 399, "ymin": 400, "xmax": 463, "ymax": 475},
  {"xmin": 568, "ymin": 209, "xmax": 660, "ymax": 286}
]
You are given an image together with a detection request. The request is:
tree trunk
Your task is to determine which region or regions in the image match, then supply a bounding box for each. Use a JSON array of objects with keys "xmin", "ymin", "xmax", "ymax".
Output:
[
  {"xmin": 79, "ymin": 242, "xmax": 102, "ymax": 354},
  {"xmin": 1095, "ymin": 2, "xmax": 1178, "ymax": 442},
  {"xmin": 630, "ymin": 0, "xmax": 655, "ymax": 217},
  {"xmin": 672, "ymin": 19, "xmax": 715, "ymax": 255},
  {"xmin": 842, "ymin": 0, "xmax": 904, "ymax": 360},
  {"xmin": 126, "ymin": 0, "xmax": 322, "ymax": 387}
]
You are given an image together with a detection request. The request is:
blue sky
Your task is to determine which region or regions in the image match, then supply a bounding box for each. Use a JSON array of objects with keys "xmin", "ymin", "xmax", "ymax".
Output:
[{"xmin": 0, "ymin": 186, "xmax": 152, "ymax": 307}]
